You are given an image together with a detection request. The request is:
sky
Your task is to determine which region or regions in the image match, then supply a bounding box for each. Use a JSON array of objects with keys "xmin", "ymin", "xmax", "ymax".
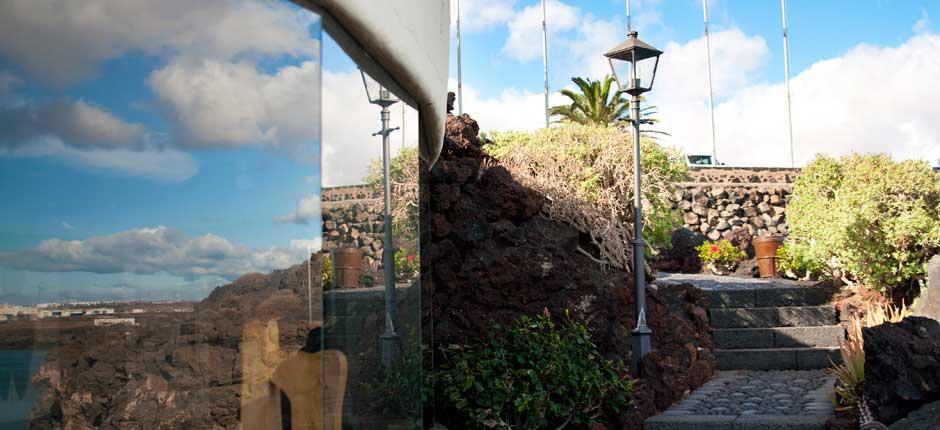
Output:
[
  {"xmin": 0, "ymin": 0, "xmax": 938, "ymax": 304},
  {"xmin": 446, "ymin": 0, "xmax": 940, "ymax": 167}
]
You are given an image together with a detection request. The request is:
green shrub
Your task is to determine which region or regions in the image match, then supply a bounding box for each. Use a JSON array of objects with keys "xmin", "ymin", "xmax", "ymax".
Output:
[
  {"xmin": 484, "ymin": 124, "xmax": 687, "ymax": 270},
  {"xmin": 321, "ymin": 253, "xmax": 333, "ymax": 290},
  {"xmin": 786, "ymin": 154, "xmax": 940, "ymax": 292},
  {"xmin": 437, "ymin": 313, "xmax": 633, "ymax": 429},
  {"xmin": 696, "ymin": 240, "xmax": 745, "ymax": 270},
  {"xmin": 776, "ymin": 243, "xmax": 827, "ymax": 281}
]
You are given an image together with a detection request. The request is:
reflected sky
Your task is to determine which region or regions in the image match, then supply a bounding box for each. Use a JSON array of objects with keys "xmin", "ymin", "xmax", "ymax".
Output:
[{"xmin": 0, "ymin": 0, "xmax": 324, "ymax": 304}]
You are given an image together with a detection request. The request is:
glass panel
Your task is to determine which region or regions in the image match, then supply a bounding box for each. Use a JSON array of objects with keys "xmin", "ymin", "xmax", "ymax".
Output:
[
  {"xmin": 0, "ymin": 2, "xmax": 330, "ymax": 428},
  {"xmin": 320, "ymin": 59, "xmax": 423, "ymax": 428}
]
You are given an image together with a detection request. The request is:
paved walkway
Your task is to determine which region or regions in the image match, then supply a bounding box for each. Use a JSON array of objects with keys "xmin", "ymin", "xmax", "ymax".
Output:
[
  {"xmin": 646, "ymin": 370, "xmax": 836, "ymax": 430},
  {"xmin": 655, "ymin": 272, "xmax": 822, "ymax": 291}
]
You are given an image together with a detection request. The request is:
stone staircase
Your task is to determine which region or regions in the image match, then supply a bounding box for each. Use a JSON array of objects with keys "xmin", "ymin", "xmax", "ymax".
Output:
[{"xmin": 707, "ymin": 285, "xmax": 843, "ymax": 370}]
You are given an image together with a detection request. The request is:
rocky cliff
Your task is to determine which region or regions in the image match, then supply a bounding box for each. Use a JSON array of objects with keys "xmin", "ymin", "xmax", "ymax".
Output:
[
  {"xmin": 428, "ymin": 110, "xmax": 716, "ymax": 429},
  {"xmin": 28, "ymin": 258, "xmax": 320, "ymax": 429}
]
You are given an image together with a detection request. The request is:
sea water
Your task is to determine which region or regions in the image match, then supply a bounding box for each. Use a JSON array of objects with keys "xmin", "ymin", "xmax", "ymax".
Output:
[{"xmin": 0, "ymin": 350, "xmax": 48, "ymax": 430}]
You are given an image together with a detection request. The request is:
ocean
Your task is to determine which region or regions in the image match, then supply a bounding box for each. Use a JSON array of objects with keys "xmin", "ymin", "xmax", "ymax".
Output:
[{"xmin": 0, "ymin": 350, "xmax": 48, "ymax": 430}]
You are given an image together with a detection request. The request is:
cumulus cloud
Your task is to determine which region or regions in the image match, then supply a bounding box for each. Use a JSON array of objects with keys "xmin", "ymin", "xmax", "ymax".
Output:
[
  {"xmin": 0, "ymin": 226, "xmax": 317, "ymax": 280},
  {"xmin": 657, "ymin": 32, "xmax": 940, "ymax": 166},
  {"xmin": 451, "ymin": 0, "xmax": 517, "ymax": 31},
  {"xmin": 320, "ymin": 69, "xmax": 419, "ymax": 186},
  {"xmin": 0, "ymin": 100, "xmax": 197, "ymax": 181},
  {"xmin": 503, "ymin": 0, "xmax": 581, "ymax": 62},
  {"xmin": 453, "ymin": 78, "xmax": 566, "ymax": 133},
  {"xmin": 0, "ymin": 0, "xmax": 319, "ymax": 84},
  {"xmin": 275, "ymin": 194, "xmax": 322, "ymax": 225},
  {"xmin": 148, "ymin": 58, "xmax": 320, "ymax": 159}
]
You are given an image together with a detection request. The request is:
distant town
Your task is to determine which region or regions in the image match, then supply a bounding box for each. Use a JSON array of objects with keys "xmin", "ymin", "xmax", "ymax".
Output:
[{"xmin": 0, "ymin": 301, "xmax": 195, "ymax": 326}]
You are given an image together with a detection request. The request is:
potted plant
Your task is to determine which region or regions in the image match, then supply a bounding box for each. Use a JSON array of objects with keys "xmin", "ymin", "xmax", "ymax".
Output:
[{"xmin": 696, "ymin": 240, "xmax": 746, "ymax": 275}]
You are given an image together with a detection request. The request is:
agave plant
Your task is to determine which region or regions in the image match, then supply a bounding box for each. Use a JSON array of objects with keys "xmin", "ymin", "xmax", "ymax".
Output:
[{"xmin": 830, "ymin": 302, "xmax": 910, "ymax": 413}]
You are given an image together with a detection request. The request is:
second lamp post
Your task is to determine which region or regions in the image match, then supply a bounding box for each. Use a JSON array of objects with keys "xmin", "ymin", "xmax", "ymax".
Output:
[{"xmin": 604, "ymin": 31, "xmax": 663, "ymax": 372}]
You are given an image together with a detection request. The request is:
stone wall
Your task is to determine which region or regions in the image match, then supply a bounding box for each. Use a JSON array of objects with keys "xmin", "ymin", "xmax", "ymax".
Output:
[
  {"xmin": 321, "ymin": 185, "xmax": 385, "ymax": 267},
  {"xmin": 674, "ymin": 167, "xmax": 798, "ymax": 241}
]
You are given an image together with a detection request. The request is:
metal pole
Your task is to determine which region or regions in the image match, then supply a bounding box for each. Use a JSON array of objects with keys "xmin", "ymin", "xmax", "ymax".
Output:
[
  {"xmin": 456, "ymin": 0, "xmax": 463, "ymax": 115},
  {"xmin": 307, "ymin": 248, "xmax": 312, "ymax": 325},
  {"xmin": 631, "ymin": 90, "xmax": 651, "ymax": 371},
  {"xmin": 702, "ymin": 0, "xmax": 718, "ymax": 165},
  {"xmin": 626, "ymin": 0, "xmax": 631, "ymax": 32},
  {"xmin": 541, "ymin": 0, "xmax": 550, "ymax": 127},
  {"xmin": 781, "ymin": 0, "xmax": 795, "ymax": 167},
  {"xmin": 378, "ymin": 91, "xmax": 400, "ymax": 366}
]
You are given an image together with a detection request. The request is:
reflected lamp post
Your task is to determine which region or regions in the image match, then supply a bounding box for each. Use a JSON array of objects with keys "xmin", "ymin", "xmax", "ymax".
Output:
[
  {"xmin": 604, "ymin": 31, "xmax": 663, "ymax": 372},
  {"xmin": 360, "ymin": 69, "xmax": 401, "ymax": 366}
]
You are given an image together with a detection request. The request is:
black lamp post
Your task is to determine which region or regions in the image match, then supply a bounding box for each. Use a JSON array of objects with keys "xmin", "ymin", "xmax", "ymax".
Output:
[
  {"xmin": 604, "ymin": 31, "xmax": 662, "ymax": 372},
  {"xmin": 360, "ymin": 69, "xmax": 401, "ymax": 366}
]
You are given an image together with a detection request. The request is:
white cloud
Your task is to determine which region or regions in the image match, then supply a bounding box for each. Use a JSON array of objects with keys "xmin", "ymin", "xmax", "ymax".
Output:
[
  {"xmin": 914, "ymin": 10, "xmax": 931, "ymax": 34},
  {"xmin": 320, "ymin": 69, "xmax": 419, "ymax": 186},
  {"xmin": 657, "ymin": 32, "xmax": 940, "ymax": 166},
  {"xmin": 0, "ymin": 226, "xmax": 315, "ymax": 280},
  {"xmin": 148, "ymin": 58, "xmax": 320, "ymax": 158},
  {"xmin": 0, "ymin": 100, "xmax": 197, "ymax": 181},
  {"xmin": 451, "ymin": 0, "xmax": 517, "ymax": 31},
  {"xmin": 0, "ymin": 0, "xmax": 319, "ymax": 84},
  {"xmin": 503, "ymin": 0, "xmax": 581, "ymax": 62},
  {"xmin": 60, "ymin": 222, "xmax": 74, "ymax": 231},
  {"xmin": 453, "ymin": 78, "xmax": 566, "ymax": 132},
  {"xmin": 275, "ymin": 194, "xmax": 322, "ymax": 225}
]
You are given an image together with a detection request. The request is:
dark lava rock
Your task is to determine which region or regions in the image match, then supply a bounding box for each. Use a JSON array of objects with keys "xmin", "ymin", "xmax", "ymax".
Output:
[
  {"xmin": 429, "ymin": 113, "xmax": 716, "ymax": 429},
  {"xmin": 864, "ymin": 316, "xmax": 940, "ymax": 425},
  {"xmin": 28, "ymin": 258, "xmax": 319, "ymax": 429},
  {"xmin": 887, "ymin": 400, "xmax": 940, "ymax": 430},
  {"xmin": 652, "ymin": 228, "xmax": 705, "ymax": 274}
]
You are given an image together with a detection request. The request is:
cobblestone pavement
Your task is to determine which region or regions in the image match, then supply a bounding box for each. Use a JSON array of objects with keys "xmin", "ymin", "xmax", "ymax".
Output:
[
  {"xmin": 655, "ymin": 272, "xmax": 821, "ymax": 291},
  {"xmin": 646, "ymin": 371, "xmax": 837, "ymax": 429}
]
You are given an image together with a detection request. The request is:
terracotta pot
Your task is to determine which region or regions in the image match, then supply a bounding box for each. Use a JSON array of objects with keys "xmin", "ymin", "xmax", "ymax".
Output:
[
  {"xmin": 753, "ymin": 236, "xmax": 784, "ymax": 278},
  {"xmin": 331, "ymin": 247, "xmax": 362, "ymax": 289}
]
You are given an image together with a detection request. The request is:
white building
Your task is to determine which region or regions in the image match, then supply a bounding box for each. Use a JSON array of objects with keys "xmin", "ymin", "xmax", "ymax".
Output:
[{"xmin": 93, "ymin": 317, "xmax": 136, "ymax": 326}]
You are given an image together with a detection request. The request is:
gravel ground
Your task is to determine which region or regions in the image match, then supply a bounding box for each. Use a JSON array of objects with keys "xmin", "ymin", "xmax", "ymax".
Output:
[{"xmin": 662, "ymin": 370, "xmax": 836, "ymax": 417}]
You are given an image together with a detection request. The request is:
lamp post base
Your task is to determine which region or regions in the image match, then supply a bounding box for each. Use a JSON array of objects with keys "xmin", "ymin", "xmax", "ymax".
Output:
[
  {"xmin": 631, "ymin": 325, "xmax": 652, "ymax": 373},
  {"xmin": 379, "ymin": 332, "xmax": 401, "ymax": 366}
]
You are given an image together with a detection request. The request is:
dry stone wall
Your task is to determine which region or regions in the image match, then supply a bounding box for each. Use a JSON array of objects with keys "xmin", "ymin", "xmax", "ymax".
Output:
[
  {"xmin": 674, "ymin": 167, "xmax": 798, "ymax": 241},
  {"xmin": 321, "ymin": 185, "xmax": 385, "ymax": 267}
]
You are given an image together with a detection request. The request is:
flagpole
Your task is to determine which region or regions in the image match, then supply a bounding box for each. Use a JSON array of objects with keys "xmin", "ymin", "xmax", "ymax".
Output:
[
  {"xmin": 626, "ymin": 0, "xmax": 632, "ymax": 32},
  {"xmin": 702, "ymin": 0, "xmax": 718, "ymax": 165},
  {"xmin": 781, "ymin": 0, "xmax": 795, "ymax": 167},
  {"xmin": 541, "ymin": 0, "xmax": 550, "ymax": 128},
  {"xmin": 456, "ymin": 0, "xmax": 463, "ymax": 115}
]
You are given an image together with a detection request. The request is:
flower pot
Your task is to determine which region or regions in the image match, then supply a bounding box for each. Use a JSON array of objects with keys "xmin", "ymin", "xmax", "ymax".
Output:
[
  {"xmin": 331, "ymin": 247, "xmax": 362, "ymax": 288},
  {"xmin": 753, "ymin": 236, "xmax": 784, "ymax": 278}
]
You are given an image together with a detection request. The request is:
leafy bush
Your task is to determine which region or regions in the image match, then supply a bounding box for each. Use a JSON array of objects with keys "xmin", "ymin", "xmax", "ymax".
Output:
[
  {"xmin": 786, "ymin": 154, "xmax": 940, "ymax": 293},
  {"xmin": 437, "ymin": 313, "xmax": 633, "ymax": 429},
  {"xmin": 365, "ymin": 146, "xmax": 420, "ymax": 247},
  {"xmin": 696, "ymin": 240, "xmax": 745, "ymax": 270},
  {"xmin": 776, "ymin": 242, "xmax": 828, "ymax": 281},
  {"xmin": 321, "ymin": 253, "xmax": 333, "ymax": 290},
  {"xmin": 485, "ymin": 124, "xmax": 687, "ymax": 271},
  {"xmin": 394, "ymin": 250, "xmax": 419, "ymax": 283},
  {"xmin": 831, "ymin": 302, "xmax": 910, "ymax": 414}
]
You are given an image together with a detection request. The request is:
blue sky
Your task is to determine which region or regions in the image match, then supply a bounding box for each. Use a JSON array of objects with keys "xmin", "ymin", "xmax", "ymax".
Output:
[{"xmin": 446, "ymin": 0, "xmax": 940, "ymax": 166}]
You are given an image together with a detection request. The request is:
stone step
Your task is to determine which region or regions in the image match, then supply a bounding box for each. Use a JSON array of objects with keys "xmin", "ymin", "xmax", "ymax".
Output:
[
  {"xmin": 714, "ymin": 326, "xmax": 846, "ymax": 349},
  {"xmin": 710, "ymin": 306, "xmax": 838, "ymax": 329},
  {"xmin": 715, "ymin": 348, "xmax": 842, "ymax": 371},
  {"xmin": 707, "ymin": 286, "xmax": 834, "ymax": 309}
]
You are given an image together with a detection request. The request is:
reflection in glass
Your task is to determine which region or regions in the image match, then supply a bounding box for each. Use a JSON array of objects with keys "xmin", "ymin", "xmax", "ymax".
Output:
[{"xmin": 0, "ymin": 1, "xmax": 345, "ymax": 428}]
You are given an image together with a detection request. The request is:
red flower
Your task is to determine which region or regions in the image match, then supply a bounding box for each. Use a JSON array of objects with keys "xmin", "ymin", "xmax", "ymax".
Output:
[
  {"xmin": 406, "ymin": 254, "xmax": 416, "ymax": 262},
  {"xmin": 709, "ymin": 244, "xmax": 720, "ymax": 254}
]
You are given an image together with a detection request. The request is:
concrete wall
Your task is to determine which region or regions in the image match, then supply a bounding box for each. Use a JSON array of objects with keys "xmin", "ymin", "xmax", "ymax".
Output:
[{"xmin": 674, "ymin": 167, "xmax": 798, "ymax": 241}]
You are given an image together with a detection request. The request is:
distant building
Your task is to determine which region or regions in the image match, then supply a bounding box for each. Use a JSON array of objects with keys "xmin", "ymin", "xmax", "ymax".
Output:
[
  {"xmin": 85, "ymin": 308, "xmax": 115, "ymax": 315},
  {"xmin": 130, "ymin": 308, "xmax": 145, "ymax": 314},
  {"xmin": 94, "ymin": 317, "xmax": 136, "ymax": 326}
]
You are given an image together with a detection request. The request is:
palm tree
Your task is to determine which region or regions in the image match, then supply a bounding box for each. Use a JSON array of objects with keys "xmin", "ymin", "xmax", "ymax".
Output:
[
  {"xmin": 549, "ymin": 76, "xmax": 627, "ymax": 126},
  {"xmin": 550, "ymin": 75, "xmax": 666, "ymax": 135}
]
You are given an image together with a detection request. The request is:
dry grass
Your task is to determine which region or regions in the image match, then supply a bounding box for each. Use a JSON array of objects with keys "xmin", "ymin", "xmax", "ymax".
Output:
[{"xmin": 831, "ymin": 302, "xmax": 910, "ymax": 413}]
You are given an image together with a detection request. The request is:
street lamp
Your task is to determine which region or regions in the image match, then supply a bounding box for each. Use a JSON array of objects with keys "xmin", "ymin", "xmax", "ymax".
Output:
[
  {"xmin": 361, "ymin": 69, "xmax": 401, "ymax": 366},
  {"xmin": 604, "ymin": 31, "xmax": 662, "ymax": 372}
]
